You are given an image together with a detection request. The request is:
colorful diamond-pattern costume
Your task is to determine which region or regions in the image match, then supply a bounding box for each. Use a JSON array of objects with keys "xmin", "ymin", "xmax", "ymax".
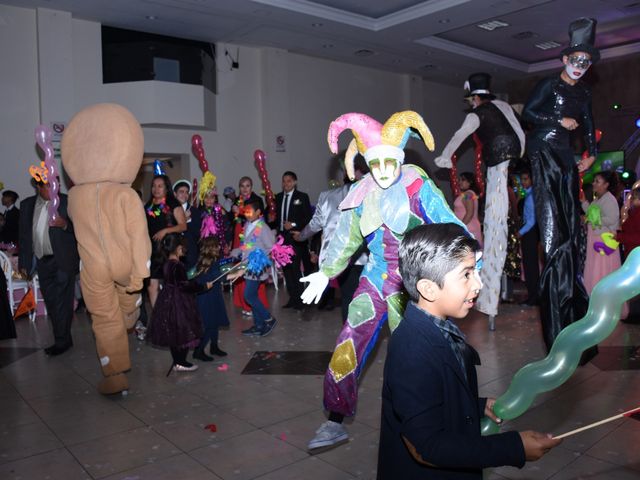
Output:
[{"xmin": 315, "ymin": 111, "xmax": 467, "ymax": 417}]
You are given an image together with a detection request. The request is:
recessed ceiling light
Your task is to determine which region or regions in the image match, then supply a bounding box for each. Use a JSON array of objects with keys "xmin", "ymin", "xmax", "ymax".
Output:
[
  {"xmin": 322, "ymin": 44, "xmax": 334, "ymax": 49},
  {"xmin": 476, "ymin": 20, "xmax": 509, "ymax": 31},
  {"xmin": 421, "ymin": 64, "xmax": 437, "ymax": 70},
  {"xmin": 354, "ymin": 49, "xmax": 375, "ymax": 57},
  {"xmin": 438, "ymin": 19, "xmax": 450, "ymax": 24},
  {"xmin": 311, "ymin": 22, "xmax": 323, "ymax": 27},
  {"xmin": 145, "ymin": 15, "xmax": 157, "ymax": 20},
  {"xmin": 535, "ymin": 40, "xmax": 561, "ymax": 50},
  {"xmin": 512, "ymin": 31, "xmax": 538, "ymax": 40}
]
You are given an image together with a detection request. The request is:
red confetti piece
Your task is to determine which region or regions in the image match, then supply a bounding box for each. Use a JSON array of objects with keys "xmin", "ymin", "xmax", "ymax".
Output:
[{"xmin": 204, "ymin": 424, "xmax": 217, "ymax": 432}]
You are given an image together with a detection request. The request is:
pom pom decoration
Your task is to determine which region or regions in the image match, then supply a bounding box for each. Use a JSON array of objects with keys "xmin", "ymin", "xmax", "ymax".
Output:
[
  {"xmin": 270, "ymin": 235, "xmax": 295, "ymax": 268},
  {"xmin": 585, "ymin": 203, "xmax": 602, "ymax": 228},
  {"xmin": 200, "ymin": 213, "xmax": 218, "ymax": 238},
  {"xmin": 198, "ymin": 171, "xmax": 217, "ymax": 203},
  {"xmin": 254, "ymin": 150, "xmax": 277, "ymax": 217},
  {"xmin": 34, "ymin": 125, "xmax": 61, "ymax": 225},
  {"xmin": 593, "ymin": 232, "xmax": 619, "ymax": 256},
  {"xmin": 245, "ymin": 248, "xmax": 272, "ymax": 276}
]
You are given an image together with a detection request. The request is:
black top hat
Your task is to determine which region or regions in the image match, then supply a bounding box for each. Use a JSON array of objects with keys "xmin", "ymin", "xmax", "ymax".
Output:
[
  {"xmin": 463, "ymin": 73, "xmax": 495, "ymax": 99},
  {"xmin": 561, "ymin": 17, "xmax": 600, "ymax": 63}
]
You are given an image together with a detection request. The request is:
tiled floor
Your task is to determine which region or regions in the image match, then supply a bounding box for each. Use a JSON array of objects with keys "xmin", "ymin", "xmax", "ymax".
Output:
[{"xmin": 1, "ymin": 284, "xmax": 640, "ymax": 479}]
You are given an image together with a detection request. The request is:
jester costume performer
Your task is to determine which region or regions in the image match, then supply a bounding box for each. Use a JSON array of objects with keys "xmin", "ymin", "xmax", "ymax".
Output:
[
  {"xmin": 302, "ymin": 111, "xmax": 466, "ymax": 449},
  {"xmin": 522, "ymin": 18, "xmax": 599, "ymax": 359}
]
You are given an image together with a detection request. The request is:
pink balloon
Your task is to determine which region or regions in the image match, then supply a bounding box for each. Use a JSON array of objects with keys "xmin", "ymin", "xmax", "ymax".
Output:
[
  {"xmin": 254, "ymin": 149, "xmax": 266, "ymax": 164},
  {"xmin": 35, "ymin": 125, "xmax": 60, "ymax": 225}
]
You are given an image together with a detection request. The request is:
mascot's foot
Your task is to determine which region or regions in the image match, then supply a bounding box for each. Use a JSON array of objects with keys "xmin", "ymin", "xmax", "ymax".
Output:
[{"xmin": 98, "ymin": 373, "xmax": 129, "ymax": 395}]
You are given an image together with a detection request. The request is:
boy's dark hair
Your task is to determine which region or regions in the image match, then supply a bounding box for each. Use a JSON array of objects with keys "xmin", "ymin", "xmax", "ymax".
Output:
[
  {"xmin": 282, "ymin": 171, "xmax": 297, "ymax": 181},
  {"xmin": 399, "ymin": 223, "xmax": 480, "ymax": 301},
  {"xmin": 632, "ymin": 188, "xmax": 640, "ymax": 200},
  {"xmin": 2, "ymin": 190, "xmax": 18, "ymax": 203},
  {"xmin": 244, "ymin": 196, "xmax": 263, "ymax": 213}
]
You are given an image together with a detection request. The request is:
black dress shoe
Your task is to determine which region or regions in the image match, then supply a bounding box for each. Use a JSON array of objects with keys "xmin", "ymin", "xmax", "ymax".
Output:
[
  {"xmin": 193, "ymin": 348, "xmax": 214, "ymax": 362},
  {"xmin": 210, "ymin": 345, "xmax": 228, "ymax": 357},
  {"xmin": 293, "ymin": 303, "xmax": 305, "ymax": 311},
  {"xmin": 44, "ymin": 343, "xmax": 73, "ymax": 356},
  {"xmin": 282, "ymin": 302, "xmax": 294, "ymax": 309}
]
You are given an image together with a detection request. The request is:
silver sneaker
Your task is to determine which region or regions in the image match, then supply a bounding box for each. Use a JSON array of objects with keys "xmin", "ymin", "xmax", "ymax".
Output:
[
  {"xmin": 307, "ymin": 421, "xmax": 349, "ymax": 450},
  {"xmin": 134, "ymin": 320, "xmax": 147, "ymax": 341}
]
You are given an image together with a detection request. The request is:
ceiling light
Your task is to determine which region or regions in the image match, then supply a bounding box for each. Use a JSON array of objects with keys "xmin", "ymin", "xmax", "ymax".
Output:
[
  {"xmin": 354, "ymin": 49, "xmax": 375, "ymax": 57},
  {"xmin": 476, "ymin": 20, "xmax": 509, "ymax": 31},
  {"xmin": 322, "ymin": 44, "xmax": 334, "ymax": 49},
  {"xmin": 438, "ymin": 19, "xmax": 450, "ymax": 24},
  {"xmin": 311, "ymin": 23, "xmax": 323, "ymax": 27},
  {"xmin": 535, "ymin": 40, "xmax": 561, "ymax": 50},
  {"xmin": 512, "ymin": 31, "xmax": 538, "ymax": 40},
  {"xmin": 145, "ymin": 15, "xmax": 157, "ymax": 20},
  {"xmin": 421, "ymin": 64, "xmax": 437, "ymax": 70}
]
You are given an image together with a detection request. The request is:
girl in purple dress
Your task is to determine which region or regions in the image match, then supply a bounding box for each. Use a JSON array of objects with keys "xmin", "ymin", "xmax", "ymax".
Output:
[{"xmin": 148, "ymin": 233, "xmax": 212, "ymax": 373}]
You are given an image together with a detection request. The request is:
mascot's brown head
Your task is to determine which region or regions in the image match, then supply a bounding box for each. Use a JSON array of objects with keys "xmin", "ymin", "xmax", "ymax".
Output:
[{"xmin": 61, "ymin": 103, "xmax": 144, "ymax": 185}]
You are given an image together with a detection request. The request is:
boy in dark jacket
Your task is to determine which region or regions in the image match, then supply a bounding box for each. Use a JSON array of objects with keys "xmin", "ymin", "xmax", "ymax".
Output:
[{"xmin": 378, "ymin": 223, "xmax": 561, "ymax": 479}]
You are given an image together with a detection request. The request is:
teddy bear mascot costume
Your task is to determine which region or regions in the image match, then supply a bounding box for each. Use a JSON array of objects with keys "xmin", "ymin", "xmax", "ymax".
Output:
[{"xmin": 61, "ymin": 103, "xmax": 151, "ymax": 395}]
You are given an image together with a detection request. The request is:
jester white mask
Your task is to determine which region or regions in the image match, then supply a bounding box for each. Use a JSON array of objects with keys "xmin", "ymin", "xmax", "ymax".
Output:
[{"xmin": 327, "ymin": 111, "xmax": 434, "ymax": 190}]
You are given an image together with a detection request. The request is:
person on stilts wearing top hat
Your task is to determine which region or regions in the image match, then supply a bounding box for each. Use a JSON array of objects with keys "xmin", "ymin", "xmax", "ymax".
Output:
[
  {"xmin": 522, "ymin": 18, "xmax": 599, "ymax": 363},
  {"xmin": 435, "ymin": 73, "xmax": 525, "ymax": 331}
]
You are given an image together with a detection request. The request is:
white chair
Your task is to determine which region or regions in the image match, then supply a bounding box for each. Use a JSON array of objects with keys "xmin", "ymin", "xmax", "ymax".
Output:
[{"xmin": 0, "ymin": 250, "xmax": 37, "ymax": 321}]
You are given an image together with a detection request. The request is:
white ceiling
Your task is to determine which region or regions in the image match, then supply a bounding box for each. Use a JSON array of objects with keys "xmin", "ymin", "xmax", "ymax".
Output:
[{"xmin": 3, "ymin": 0, "xmax": 640, "ymax": 89}]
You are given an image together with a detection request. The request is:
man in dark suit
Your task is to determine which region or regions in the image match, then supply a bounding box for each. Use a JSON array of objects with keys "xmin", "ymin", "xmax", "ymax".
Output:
[
  {"xmin": 272, "ymin": 171, "xmax": 312, "ymax": 310},
  {"xmin": 1, "ymin": 190, "xmax": 20, "ymax": 244},
  {"xmin": 19, "ymin": 180, "xmax": 79, "ymax": 355}
]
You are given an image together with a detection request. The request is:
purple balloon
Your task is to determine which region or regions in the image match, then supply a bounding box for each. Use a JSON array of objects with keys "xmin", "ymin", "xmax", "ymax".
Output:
[{"xmin": 35, "ymin": 125, "xmax": 60, "ymax": 225}]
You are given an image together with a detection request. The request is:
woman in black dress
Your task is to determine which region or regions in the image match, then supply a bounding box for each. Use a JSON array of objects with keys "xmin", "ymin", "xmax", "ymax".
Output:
[
  {"xmin": 522, "ymin": 18, "xmax": 599, "ymax": 359},
  {"xmin": 145, "ymin": 175, "xmax": 187, "ymax": 307}
]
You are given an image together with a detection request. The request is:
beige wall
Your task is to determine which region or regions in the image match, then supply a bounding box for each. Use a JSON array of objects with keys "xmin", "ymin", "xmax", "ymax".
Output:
[{"xmin": 1, "ymin": 3, "xmax": 479, "ymax": 206}]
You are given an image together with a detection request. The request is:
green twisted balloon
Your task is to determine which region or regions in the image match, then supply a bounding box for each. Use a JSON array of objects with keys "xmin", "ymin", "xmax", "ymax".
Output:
[{"xmin": 481, "ymin": 247, "xmax": 640, "ymax": 435}]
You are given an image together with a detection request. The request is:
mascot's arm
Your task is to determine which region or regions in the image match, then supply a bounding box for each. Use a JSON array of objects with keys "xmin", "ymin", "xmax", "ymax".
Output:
[
  {"xmin": 320, "ymin": 208, "xmax": 363, "ymax": 279},
  {"xmin": 124, "ymin": 192, "xmax": 152, "ymax": 292}
]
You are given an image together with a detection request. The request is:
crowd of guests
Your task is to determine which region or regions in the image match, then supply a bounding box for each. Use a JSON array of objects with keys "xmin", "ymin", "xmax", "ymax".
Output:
[{"xmin": 452, "ymin": 166, "xmax": 639, "ymax": 323}]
